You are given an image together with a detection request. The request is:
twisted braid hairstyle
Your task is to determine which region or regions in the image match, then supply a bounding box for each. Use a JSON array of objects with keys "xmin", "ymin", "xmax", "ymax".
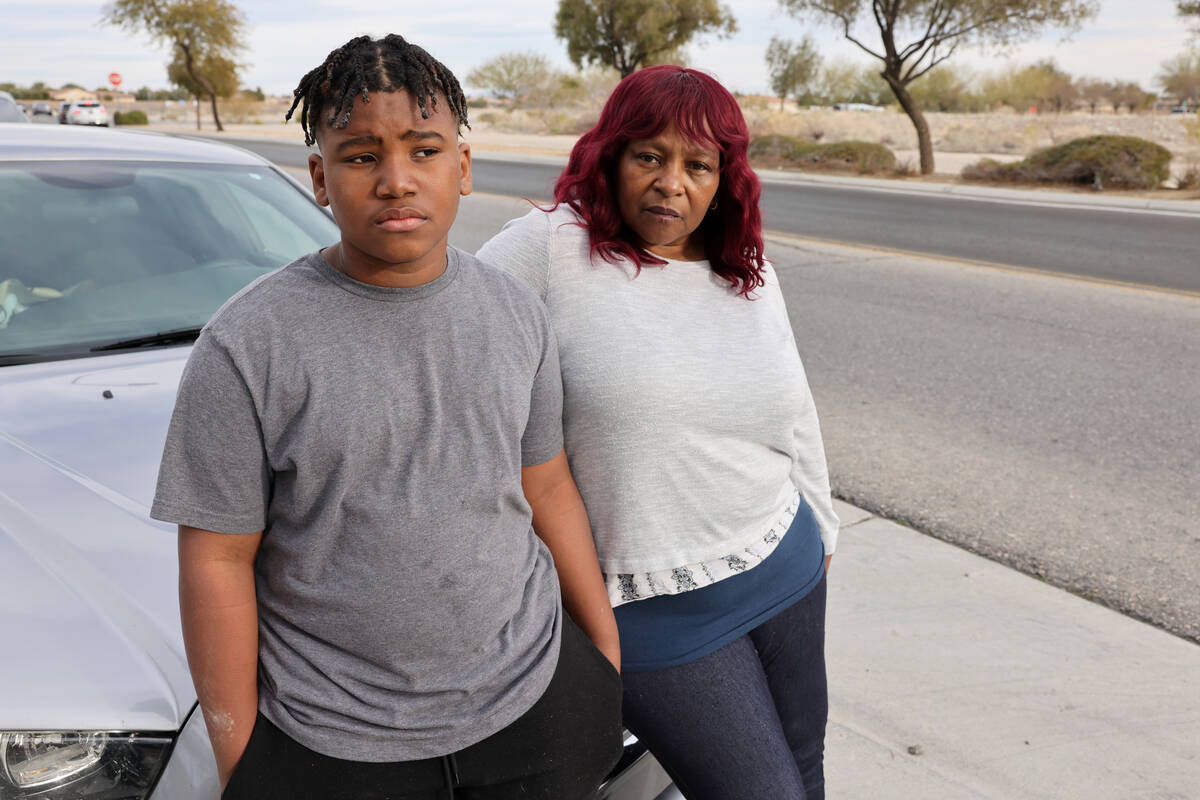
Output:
[{"xmin": 286, "ymin": 34, "xmax": 469, "ymax": 147}]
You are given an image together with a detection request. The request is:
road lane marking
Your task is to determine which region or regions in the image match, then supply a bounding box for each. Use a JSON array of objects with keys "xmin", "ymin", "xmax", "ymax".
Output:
[{"xmin": 765, "ymin": 231, "xmax": 1200, "ymax": 302}]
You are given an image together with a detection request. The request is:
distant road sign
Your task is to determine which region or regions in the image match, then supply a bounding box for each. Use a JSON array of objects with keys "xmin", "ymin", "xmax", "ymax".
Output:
[{"xmin": 109, "ymin": 72, "xmax": 122, "ymax": 88}]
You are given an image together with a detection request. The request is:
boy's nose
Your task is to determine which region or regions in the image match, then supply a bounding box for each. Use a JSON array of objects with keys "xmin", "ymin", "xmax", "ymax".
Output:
[{"xmin": 375, "ymin": 161, "xmax": 417, "ymax": 198}]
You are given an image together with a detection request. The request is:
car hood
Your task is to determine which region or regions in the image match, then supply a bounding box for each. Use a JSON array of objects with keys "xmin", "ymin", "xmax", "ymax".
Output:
[{"xmin": 0, "ymin": 350, "xmax": 196, "ymax": 731}]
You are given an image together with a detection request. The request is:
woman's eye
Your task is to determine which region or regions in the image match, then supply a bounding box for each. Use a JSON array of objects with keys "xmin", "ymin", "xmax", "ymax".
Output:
[
  {"xmin": 636, "ymin": 153, "xmax": 660, "ymax": 165},
  {"xmin": 689, "ymin": 161, "xmax": 712, "ymax": 172}
]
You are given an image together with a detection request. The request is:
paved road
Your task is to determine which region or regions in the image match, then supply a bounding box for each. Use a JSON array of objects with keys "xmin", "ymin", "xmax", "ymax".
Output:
[
  {"xmin": 265, "ymin": 155, "xmax": 1200, "ymax": 643},
  {"xmin": 207, "ymin": 135, "xmax": 1200, "ymax": 294},
  {"xmin": 446, "ymin": 191, "xmax": 1200, "ymax": 644}
]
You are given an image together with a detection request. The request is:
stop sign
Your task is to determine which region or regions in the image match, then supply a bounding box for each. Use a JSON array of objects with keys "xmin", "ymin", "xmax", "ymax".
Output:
[{"xmin": 109, "ymin": 72, "xmax": 122, "ymax": 88}]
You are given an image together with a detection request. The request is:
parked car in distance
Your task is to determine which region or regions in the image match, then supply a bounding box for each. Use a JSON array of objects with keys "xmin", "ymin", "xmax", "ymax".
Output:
[
  {"xmin": 833, "ymin": 101, "xmax": 886, "ymax": 112},
  {"xmin": 31, "ymin": 101, "xmax": 54, "ymax": 116},
  {"xmin": 57, "ymin": 102, "xmax": 71, "ymax": 123},
  {"xmin": 62, "ymin": 100, "xmax": 110, "ymax": 126},
  {"xmin": 0, "ymin": 92, "xmax": 30, "ymax": 123},
  {"xmin": 0, "ymin": 123, "xmax": 673, "ymax": 800}
]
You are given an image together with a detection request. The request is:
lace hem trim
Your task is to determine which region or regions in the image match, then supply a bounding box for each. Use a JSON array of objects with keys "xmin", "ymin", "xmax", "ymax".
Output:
[{"xmin": 604, "ymin": 489, "xmax": 801, "ymax": 608}]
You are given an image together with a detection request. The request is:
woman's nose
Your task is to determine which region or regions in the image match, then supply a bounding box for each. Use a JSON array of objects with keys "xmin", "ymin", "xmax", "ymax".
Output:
[{"xmin": 654, "ymin": 161, "xmax": 685, "ymax": 194}]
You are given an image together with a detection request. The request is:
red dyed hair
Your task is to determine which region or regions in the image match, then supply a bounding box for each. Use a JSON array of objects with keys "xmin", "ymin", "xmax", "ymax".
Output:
[{"xmin": 553, "ymin": 65, "xmax": 765, "ymax": 298}]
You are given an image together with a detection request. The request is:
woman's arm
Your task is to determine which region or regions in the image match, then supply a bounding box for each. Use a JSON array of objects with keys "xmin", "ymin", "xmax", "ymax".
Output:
[
  {"xmin": 522, "ymin": 450, "xmax": 620, "ymax": 672},
  {"xmin": 178, "ymin": 525, "xmax": 262, "ymax": 789}
]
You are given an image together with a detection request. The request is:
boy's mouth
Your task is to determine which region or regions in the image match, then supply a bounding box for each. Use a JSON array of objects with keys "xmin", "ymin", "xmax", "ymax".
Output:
[{"xmin": 375, "ymin": 207, "xmax": 427, "ymax": 232}]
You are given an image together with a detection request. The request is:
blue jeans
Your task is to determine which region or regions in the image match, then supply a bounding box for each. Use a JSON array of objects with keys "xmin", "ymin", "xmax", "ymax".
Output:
[{"xmin": 620, "ymin": 575, "xmax": 828, "ymax": 800}]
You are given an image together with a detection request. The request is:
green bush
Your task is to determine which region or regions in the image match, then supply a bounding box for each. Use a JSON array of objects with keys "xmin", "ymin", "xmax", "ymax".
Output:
[
  {"xmin": 749, "ymin": 134, "xmax": 897, "ymax": 174},
  {"xmin": 961, "ymin": 135, "xmax": 1172, "ymax": 190},
  {"xmin": 113, "ymin": 110, "xmax": 149, "ymax": 126}
]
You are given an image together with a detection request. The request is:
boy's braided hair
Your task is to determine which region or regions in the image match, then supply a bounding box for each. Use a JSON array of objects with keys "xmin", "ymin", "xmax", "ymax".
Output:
[{"xmin": 286, "ymin": 34, "xmax": 469, "ymax": 146}]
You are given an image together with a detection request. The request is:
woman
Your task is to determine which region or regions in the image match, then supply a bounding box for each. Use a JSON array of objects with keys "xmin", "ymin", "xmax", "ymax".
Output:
[{"xmin": 477, "ymin": 65, "xmax": 839, "ymax": 800}]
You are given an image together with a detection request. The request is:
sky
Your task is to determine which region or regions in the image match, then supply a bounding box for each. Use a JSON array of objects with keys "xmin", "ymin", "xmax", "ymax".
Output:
[{"xmin": 2, "ymin": 0, "xmax": 1195, "ymax": 98}]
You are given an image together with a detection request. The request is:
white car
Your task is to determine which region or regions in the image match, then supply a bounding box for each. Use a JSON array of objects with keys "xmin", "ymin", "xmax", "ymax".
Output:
[
  {"xmin": 61, "ymin": 100, "xmax": 110, "ymax": 126},
  {"xmin": 0, "ymin": 123, "xmax": 672, "ymax": 800}
]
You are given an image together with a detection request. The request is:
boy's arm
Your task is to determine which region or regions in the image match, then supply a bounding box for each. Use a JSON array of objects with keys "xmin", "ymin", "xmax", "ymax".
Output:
[
  {"xmin": 522, "ymin": 450, "xmax": 620, "ymax": 672},
  {"xmin": 178, "ymin": 525, "xmax": 262, "ymax": 789}
]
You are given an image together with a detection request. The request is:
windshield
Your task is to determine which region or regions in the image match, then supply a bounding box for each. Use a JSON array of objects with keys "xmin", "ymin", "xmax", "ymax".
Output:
[{"xmin": 0, "ymin": 161, "xmax": 339, "ymax": 363}]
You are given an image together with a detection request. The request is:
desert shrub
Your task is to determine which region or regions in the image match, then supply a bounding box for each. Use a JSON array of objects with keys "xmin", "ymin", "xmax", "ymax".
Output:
[
  {"xmin": 113, "ymin": 110, "xmax": 148, "ymax": 125},
  {"xmin": 1177, "ymin": 160, "xmax": 1200, "ymax": 190},
  {"xmin": 749, "ymin": 134, "xmax": 897, "ymax": 173},
  {"xmin": 961, "ymin": 135, "xmax": 1172, "ymax": 189},
  {"xmin": 1186, "ymin": 111, "xmax": 1200, "ymax": 144}
]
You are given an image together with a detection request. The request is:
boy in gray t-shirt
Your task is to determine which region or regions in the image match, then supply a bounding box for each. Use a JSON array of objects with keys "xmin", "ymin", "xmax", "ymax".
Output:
[{"xmin": 152, "ymin": 35, "xmax": 621, "ymax": 800}]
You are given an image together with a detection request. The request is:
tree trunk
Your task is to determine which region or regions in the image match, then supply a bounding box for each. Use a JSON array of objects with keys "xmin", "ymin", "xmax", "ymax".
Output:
[
  {"xmin": 884, "ymin": 73, "xmax": 934, "ymax": 175},
  {"xmin": 208, "ymin": 92, "xmax": 224, "ymax": 132},
  {"xmin": 194, "ymin": 96, "xmax": 201, "ymax": 130},
  {"xmin": 180, "ymin": 42, "xmax": 224, "ymax": 132}
]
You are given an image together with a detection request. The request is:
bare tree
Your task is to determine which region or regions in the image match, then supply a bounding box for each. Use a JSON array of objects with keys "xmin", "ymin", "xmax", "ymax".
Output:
[
  {"xmin": 467, "ymin": 52, "xmax": 563, "ymax": 106},
  {"xmin": 103, "ymin": 0, "xmax": 245, "ymax": 131},
  {"xmin": 1159, "ymin": 51, "xmax": 1200, "ymax": 106},
  {"xmin": 766, "ymin": 36, "xmax": 821, "ymax": 109},
  {"xmin": 779, "ymin": 0, "xmax": 1098, "ymax": 173},
  {"xmin": 1077, "ymin": 77, "xmax": 1112, "ymax": 113}
]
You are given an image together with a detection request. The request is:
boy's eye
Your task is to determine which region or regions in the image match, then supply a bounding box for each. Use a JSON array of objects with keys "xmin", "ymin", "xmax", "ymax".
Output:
[
  {"xmin": 346, "ymin": 153, "xmax": 375, "ymax": 164},
  {"xmin": 414, "ymin": 147, "xmax": 440, "ymax": 159}
]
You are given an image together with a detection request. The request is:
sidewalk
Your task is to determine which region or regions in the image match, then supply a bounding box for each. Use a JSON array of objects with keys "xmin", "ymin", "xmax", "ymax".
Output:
[{"xmin": 820, "ymin": 499, "xmax": 1200, "ymax": 799}]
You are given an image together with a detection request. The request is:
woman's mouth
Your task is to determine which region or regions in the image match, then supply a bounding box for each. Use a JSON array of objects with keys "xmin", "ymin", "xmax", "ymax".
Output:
[{"xmin": 646, "ymin": 205, "xmax": 681, "ymax": 220}]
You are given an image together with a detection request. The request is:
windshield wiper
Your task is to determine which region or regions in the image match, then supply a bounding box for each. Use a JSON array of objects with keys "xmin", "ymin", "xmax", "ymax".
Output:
[
  {"xmin": 90, "ymin": 326, "xmax": 204, "ymax": 352},
  {"xmin": 0, "ymin": 354, "xmax": 43, "ymax": 366}
]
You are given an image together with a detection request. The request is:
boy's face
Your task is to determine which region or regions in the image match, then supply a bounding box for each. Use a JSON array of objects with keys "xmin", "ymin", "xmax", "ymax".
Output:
[{"xmin": 309, "ymin": 89, "xmax": 471, "ymax": 287}]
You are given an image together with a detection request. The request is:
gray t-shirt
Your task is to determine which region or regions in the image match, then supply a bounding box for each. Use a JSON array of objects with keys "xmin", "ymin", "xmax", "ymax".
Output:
[{"xmin": 152, "ymin": 247, "xmax": 564, "ymax": 761}]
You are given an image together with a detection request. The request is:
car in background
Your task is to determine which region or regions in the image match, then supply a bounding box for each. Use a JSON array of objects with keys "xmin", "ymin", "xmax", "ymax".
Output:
[
  {"xmin": 31, "ymin": 101, "xmax": 54, "ymax": 117},
  {"xmin": 57, "ymin": 102, "xmax": 71, "ymax": 123},
  {"xmin": 0, "ymin": 96, "xmax": 29, "ymax": 124},
  {"xmin": 0, "ymin": 123, "xmax": 673, "ymax": 800},
  {"xmin": 833, "ymin": 101, "xmax": 886, "ymax": 112},
  {"xmin": 61, "ymin": 100, "xmax": 110, "ymax": 126}
]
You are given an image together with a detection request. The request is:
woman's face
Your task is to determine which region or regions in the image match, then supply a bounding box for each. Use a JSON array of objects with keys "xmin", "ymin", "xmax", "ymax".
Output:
[{"xmin": 615, "ymin": 123, "xmax": 720, "ymax": 262}]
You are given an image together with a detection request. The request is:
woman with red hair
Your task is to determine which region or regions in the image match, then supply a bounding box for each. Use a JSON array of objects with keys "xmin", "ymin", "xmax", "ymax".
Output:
[{"xmin": 478, "ymin": 65, "xmax": 839, "ymax": 799}]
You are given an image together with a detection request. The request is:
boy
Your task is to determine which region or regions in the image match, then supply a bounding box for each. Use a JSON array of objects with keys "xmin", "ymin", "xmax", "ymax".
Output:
[{"xmin": 152, "ymin": 34, "xmax": 622, "ymax": 800}]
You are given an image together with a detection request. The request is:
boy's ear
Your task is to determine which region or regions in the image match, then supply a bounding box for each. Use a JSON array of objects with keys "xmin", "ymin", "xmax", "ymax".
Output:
[
  {"xmin": 458, "ymin": 142, "xmax": 472, "ymax": 197},
  {"xmin": 309, "ymin": 152, "xmax": 329, "ymax": 206}
]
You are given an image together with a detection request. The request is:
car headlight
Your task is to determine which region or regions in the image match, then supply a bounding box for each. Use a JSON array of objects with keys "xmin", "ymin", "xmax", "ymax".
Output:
[{"xmin": 0, "ymin": 731, "xmax": 172, "ymax": 799}]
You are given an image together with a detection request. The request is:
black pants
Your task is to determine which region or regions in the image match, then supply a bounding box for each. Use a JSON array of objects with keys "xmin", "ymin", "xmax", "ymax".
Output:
[{"xmin": 223, "ymin": 616, "xmax": 624, "ymax": 800}]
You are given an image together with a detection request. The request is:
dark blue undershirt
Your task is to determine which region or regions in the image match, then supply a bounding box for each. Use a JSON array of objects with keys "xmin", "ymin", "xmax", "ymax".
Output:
[{"xmin": 614, "ymin": 496, "xmax": 826, "ymax": 672}]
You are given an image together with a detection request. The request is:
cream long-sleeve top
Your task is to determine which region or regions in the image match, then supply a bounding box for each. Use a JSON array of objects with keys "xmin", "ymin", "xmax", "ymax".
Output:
[{"xmin": 477, "ymin": 206, "xmax": 839, "ymax": 578}]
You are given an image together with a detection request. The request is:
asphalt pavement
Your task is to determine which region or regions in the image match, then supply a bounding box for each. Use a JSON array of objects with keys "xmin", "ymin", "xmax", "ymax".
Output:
[{"xmin": 187, "ymin": 129, "xmax": 1200, "ymax": 295}]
